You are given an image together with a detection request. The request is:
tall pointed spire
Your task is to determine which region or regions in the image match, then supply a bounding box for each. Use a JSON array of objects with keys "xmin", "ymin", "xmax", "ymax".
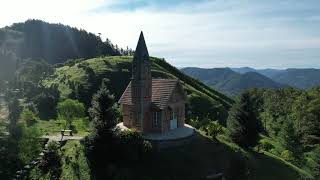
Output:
[
  {"xmin": 132, "ymin": 31, "xmax": 150, "ymax": 80},
  {"xmin": 134, "ymin": 31, "xmax": 149, "ymax": 60}
]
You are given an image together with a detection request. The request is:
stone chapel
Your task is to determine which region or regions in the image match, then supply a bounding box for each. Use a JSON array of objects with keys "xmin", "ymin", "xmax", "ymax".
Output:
[{"xmin": 118, "ymin": 32, "xmax": 187, "ymax": 134}]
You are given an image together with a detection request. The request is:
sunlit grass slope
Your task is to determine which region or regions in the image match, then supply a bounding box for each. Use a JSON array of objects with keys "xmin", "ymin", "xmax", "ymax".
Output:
[{"xmin": 44, "ymin": 56, "xmax": 233, "ymax": 107}]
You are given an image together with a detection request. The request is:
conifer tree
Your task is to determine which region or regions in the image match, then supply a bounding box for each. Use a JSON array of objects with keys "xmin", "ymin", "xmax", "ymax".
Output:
[
  {"xmin": 227, "ymin": 91, "xmax": 260, "ymax": 148},
  {"xmin": 279, "ymin": 119, "xmax": 302, "ymax": 159},
  {"xmin": 8, "ymin": 97, "xmax": 23, "ymax": 140},
  {"xmin": 89, "ymin": 80, "xmax": 118, "ymax": 136}
]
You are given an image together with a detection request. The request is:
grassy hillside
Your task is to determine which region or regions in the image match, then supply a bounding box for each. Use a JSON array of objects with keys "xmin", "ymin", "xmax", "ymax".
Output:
[
  {"xmin": 181, "ymin": 67, "xmax": 285, "ymax": 96},
  {"xmin": 43, "ymin": 56, "xmax": 233, "ymax": 121}
]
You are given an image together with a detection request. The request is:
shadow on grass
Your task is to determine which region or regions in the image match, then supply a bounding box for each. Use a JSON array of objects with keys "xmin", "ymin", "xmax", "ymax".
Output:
[
  {"xmin": 248, "ymin": 151, "xmax": 304, "ymax": 180},
  {"xmin": 87, "ymin": 132, "xmax": 249, "ymax": 180}
]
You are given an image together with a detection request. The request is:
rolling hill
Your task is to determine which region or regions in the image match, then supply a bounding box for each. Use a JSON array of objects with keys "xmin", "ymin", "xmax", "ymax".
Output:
[
  {"xmin": 0, "ymin": 19, "xmax": 120, "ymax": 64},
  {"xmin": 43, "ymin": 56, "xmax": 234, "ymax": 123},
  {"xmin": 181, "ymin": 67, "xmax": 285, "ymax": 96}
]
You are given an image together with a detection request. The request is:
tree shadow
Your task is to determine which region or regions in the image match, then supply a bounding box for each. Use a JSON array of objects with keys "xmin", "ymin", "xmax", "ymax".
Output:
[{"xmin": 247, "ymin": 150, "xmax": 303, "ymax": 180}]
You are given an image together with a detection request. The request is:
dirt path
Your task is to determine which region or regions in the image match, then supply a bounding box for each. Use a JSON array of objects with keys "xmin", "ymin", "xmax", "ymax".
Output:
[
  {"xmin": 0, "ymin": 94, "xmax": 8, "ymax": 135},
  {"xmin": 0, "ymin": 94, "xmax": 8, "ymax": 120},
  {"xmin": 42, "ymin": 134, "xmax": 84, "ymax": 142}
]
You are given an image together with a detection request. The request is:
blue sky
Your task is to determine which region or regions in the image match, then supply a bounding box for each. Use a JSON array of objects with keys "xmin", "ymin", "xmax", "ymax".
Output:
[{"xmin": 1, "ymin": 0, "xmax": 320, "ymax": 68}]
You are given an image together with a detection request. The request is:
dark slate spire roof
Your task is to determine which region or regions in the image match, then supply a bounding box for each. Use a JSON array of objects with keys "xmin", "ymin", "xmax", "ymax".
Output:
[
  {"xmin": 133, "ymin": 31, "xmax": 149, "ymax": 64},
  {"xmin": 118, "ymin": 79, "xmax": 181, "ymax": 109},
  {"xmin": 136, "ymin": 31, "xmax": 149, "ymax": 56},
  {"xmin": 132, "ymin": 31, "xmax": 150, "ymax": 80}
]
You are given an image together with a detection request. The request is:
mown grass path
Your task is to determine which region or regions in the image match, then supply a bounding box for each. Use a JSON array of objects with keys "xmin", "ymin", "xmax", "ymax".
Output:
[
  {"xmin": 42, "ymin": 134, "xmax": 84, "ymax": 142},
  {"xmin": 0, "ymin": 93, "xmax": 8, "ymax": 135}
]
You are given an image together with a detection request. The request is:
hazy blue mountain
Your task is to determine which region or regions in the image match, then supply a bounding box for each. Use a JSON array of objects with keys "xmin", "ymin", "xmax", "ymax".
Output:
[
  {"xmin": 231, "ymin": 67, "xmax": 285, "ymax": 78},
  {"xmin": 232, "ymin": 67, "xmax": 320, "ymax": 89},
  {"xmin": 181, "ymin": 67, "xmax": 286, "ymax": 96},
  {"xmin": 231, "ymin": 67, "xmax": 257, "ymax": 74},
  {"xmin": 272, "ymin": 68, "xmax": 320, "ymax": 89}
]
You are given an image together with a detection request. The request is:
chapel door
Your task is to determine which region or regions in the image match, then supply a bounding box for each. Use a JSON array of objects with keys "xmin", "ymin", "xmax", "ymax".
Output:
[{"xmin": 170, "ymin": 111, "xmax": 177, "ymax": 130}]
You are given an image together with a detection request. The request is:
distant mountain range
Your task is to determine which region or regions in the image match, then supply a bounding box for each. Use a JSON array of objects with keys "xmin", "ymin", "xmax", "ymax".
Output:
[
  {"xmin": 181, "ymin": 67, "xmax": 320, "ymax": 96},
  {"xmin": 232, "ymin": 67, "xmax": 320, "ymax": 89},
  {"xmin": 231, "ymin": 67, "xmax": 284, "ymax": 79}
]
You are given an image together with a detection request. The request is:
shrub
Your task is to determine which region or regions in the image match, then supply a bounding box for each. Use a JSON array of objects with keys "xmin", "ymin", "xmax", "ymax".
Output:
[
  {"xmin": 280, "ymin": 150, "xmax": 295, "ymax": 162},
  {"xmin": 204, "ymin": 120, "xmax": 223, "ymax": 140},
  {"xmin": 259, "ymin": 139, "xmax": 274, "ymax": 151},
  {"xmin": 115, "ymin": 129, "xmax": 152, "ymax": 161},
  {"xmin": 84, "ymin": 129, "xmax": 152, "ymax": 178},
  {"xmin": 39, "ymin": 141, "xmax": 62, "ymax": 179},
  {"xmin": 20, "ymin": 109, "xmax": 37, "ymax": 126}
]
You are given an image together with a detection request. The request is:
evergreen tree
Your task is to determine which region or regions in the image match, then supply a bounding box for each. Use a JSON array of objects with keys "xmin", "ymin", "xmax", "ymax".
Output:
[
  {"xmin": 279, "ymin": 119, "xmax": 302, "ymax": 158},
  {"xmin": 89, "ymin": 80, "xmax": 118, "ymax": 135},
  {"xmin": 84, "ymin": 80, "xmax": 119, "ymax": 169},
  {"xmin": 227, "ymin": 91, "xmax": 260, "ymax": 148},
  {"xmin": 8, "ymin": 97, "xmax": 23, "ymax": 140}
]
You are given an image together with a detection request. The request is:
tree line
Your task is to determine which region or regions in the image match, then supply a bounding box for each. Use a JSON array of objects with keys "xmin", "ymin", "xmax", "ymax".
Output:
[{"xmin": 226, "ymin": 88, "xmax": 320, "ymax": 179}]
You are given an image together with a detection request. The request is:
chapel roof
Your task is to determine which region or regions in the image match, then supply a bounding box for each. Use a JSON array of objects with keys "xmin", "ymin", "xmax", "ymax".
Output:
[{"xmin": 118, "ymin": 79, "xmax": 184, "ymax": 109}]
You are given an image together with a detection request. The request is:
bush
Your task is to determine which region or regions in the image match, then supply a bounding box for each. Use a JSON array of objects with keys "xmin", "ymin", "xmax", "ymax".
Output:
[
  {"xmin": 115, "ymin": 129, "xmax": 152, "ymax": 161},
  {"xmin": 203, "ymin": 120, "xmax": 223, "ymax": 140},
  {"xmin": 258, "ymin": 139, "xmax": 274, "ymax": 151},
  {"xmin": 280, "ymin": 150, "xmax": 295, "ymax": 162},
  {"xmin": 84, "ymin": 129, "xmax": 152, "ymax": 178},
  {"xmin": 20, "ymin": 109, "xmax": 38, "ymax": 126},
  {"xmin": 39, "ymin": 141, "xmax": 62, "ymax": 179}
]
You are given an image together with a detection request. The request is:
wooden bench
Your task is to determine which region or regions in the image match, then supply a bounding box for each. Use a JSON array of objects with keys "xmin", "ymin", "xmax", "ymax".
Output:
[{"xmin": 61, "ymin": 130, "xmax": 73, "ymax": 136}]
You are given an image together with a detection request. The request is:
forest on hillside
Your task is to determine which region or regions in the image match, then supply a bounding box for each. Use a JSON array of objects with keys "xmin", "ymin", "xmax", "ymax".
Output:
[
  {"xmin": 244, "ymin": 88, "xmax": 320, "ymax": 178},
  {"xmin": 0, "ymin": 19, "xmax": 125, "ymax": 64}
]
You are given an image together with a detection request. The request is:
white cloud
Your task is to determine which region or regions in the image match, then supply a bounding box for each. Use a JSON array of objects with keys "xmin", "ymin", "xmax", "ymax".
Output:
[{"xmin": 0, "ymin": 0, "xmax": 320, "ymax": 68}]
